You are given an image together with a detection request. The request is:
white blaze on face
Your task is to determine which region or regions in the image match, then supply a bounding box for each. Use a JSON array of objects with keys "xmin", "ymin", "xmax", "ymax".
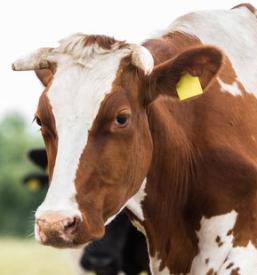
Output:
[{"xmin": 35, "ymin": 43, "xmax": 131, "ymax": 219}]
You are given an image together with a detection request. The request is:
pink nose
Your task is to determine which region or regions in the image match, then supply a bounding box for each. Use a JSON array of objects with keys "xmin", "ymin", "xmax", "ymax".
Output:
[{"xmin": 36, "ymin": 211, "xmax": 82, "ymax": 246}]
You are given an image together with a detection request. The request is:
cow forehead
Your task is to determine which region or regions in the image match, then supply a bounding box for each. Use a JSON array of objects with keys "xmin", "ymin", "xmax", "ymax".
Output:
[
  {"xmin": 47, "ymin": 34, "xmax": 132, "ymax": 129},
  {"xmin": 47, "ymin": 49, "xmax": 130, "ymax": 126}
]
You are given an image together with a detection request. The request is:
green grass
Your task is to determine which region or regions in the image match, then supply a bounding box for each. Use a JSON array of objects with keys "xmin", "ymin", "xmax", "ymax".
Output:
[{"xmin": 0, "ymin": 238, "xmax": 75, "ymax": 275}]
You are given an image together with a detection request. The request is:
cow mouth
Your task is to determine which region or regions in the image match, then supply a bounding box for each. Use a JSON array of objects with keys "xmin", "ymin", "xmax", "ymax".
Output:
[
  {"xmin": 35, "ymin": 225, "xmax": 81, "ymax": 248},
  {"xmin": 34, "ymin": 216, "xmax": 104, "ymax": 248}
]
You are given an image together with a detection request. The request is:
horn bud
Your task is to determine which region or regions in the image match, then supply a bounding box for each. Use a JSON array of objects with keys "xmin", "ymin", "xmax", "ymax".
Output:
[
  {"xmin": 130, "ymin": 44, "xmax": 154, "ymax": 75},
  {"xmin": 12, "ymin": 48, "xmax": 53, "ymax": 71}
]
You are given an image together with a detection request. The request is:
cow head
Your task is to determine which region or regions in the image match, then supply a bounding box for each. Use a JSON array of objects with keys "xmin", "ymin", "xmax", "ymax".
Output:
[{"xmin": 13, "ymin": 33, "xmax": 223, "ymax": 248}]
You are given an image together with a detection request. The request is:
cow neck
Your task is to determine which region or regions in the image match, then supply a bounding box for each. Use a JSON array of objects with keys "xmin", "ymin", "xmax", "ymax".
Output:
[{"xmin": 143, "ymin": 97, "xmax": 199, "ymax": 273}]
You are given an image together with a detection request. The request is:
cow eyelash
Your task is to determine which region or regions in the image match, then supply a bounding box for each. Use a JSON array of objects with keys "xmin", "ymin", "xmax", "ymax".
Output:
[{"xmin": 34, "ymin": 116, "xmax": 42, "ymax": 126}]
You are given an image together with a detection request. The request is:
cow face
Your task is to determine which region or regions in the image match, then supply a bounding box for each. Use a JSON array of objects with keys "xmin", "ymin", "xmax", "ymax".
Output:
[{"xmin": 13, "ymin": 34, "xmax": 223, "ymax": 248}]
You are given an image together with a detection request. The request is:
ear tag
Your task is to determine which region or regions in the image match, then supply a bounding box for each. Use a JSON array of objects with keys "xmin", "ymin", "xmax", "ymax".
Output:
[
  {"xmin": 176, "ymin": 73, "xmax": 203, "ymax": 101},
  {"xmin": 27, "ymin": 179, "xmax": 40, "ymax": 192}
]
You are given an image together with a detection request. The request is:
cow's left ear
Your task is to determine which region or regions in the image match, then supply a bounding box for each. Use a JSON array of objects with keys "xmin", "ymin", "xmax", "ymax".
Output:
[
  {"xmin": 35, "ymin": 69, "xmax": 53, "ymax": 87},
  {"xmin": 146, "ymin": 45, "xmax": 223, "ymax": 103}
]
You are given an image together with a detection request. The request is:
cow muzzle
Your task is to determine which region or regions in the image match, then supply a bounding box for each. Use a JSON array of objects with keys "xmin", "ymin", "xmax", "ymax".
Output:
[{"xmin": 35, "ymin": 211, "xmax": 82, "ymax": 247}]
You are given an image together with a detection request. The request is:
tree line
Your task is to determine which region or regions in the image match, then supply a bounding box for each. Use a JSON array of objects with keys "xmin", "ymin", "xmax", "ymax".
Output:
[{"xmin": 0, "ymin": 112, "xmax": 46, "ymax": 236}]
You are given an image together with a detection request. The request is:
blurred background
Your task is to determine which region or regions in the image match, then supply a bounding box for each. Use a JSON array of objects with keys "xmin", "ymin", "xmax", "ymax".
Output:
[{"xmin": 0, "ymin": 0, "xmax": 252, "ymax": 274}]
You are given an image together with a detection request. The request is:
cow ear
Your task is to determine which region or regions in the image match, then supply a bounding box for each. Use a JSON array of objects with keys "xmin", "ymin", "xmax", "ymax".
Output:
[
  {"xmin": 28, "ymin": 149, "xmax": 48, "ymax": 170},
  {"xmin": 147, "ymin": 45, "xmax": 223, "ymax": 103},
  {"xmin": 35, "ymin": 69, "xmax": 53, "ymax": 87}
]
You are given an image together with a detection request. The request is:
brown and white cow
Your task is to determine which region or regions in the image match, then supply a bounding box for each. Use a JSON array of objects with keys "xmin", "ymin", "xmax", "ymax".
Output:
[{"xmin": 13, "ymin": 3, "xmax": 257, "ymax": 274}]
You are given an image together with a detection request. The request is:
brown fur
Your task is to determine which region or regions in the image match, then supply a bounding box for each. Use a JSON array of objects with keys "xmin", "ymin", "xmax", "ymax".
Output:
[
  {"xmin": 232, "ymin": 3, "xmax": 257, "ymax": 14},
  {"xmin": 36, "ymin": 90, "xmax": 57, "ymax": 179},
  {"xmin": 83, "ymin": 35, "xmax": 128, "ymax": 50}
]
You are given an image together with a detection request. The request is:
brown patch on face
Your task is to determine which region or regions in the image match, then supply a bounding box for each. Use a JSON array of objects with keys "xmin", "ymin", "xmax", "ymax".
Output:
[
  {"xmin": 83, "ymin": 35, "xmax": 128, "ymax": 50},
  {"xmin": 35, "ymin": 69, "xmax": 53, "ymax": 87},
  {"xmin": 72, "ymin": 59, "xmax": 153, "ymax": 243},
  {"xmin": 36, "ymin": 90, "xmax": 57, "ymax": 179},
  {"xmin": 205, "ymin": 258, "xmax": 209, "ymax": 264}
]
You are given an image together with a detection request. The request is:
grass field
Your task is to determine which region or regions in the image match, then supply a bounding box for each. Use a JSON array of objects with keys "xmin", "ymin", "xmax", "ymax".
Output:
[{"xmin": 0, "ymin": 238, "xmax": 76, "ymax": 275}]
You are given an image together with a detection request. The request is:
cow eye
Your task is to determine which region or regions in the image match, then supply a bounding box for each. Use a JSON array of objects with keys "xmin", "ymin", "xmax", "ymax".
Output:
[
  {"xmin": 115, "ymin": 114, "xmax": 129, "ymax": 127},
  {"xmin": 34, "ymin": 116, "xmax": 42, "ymax": 126}
]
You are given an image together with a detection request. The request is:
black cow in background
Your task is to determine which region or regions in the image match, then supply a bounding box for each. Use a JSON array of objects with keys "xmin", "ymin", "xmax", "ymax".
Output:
[
  {"xmin": 23, "ymin": 149, "xmax": 48, "ymax": 191},
  {"xmin": 23, "ymin": 149, "xmax": 150, "ymax": 275}
]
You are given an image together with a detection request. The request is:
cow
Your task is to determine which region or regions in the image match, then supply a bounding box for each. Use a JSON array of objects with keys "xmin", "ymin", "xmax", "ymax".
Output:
[
  {"xmin": 13, "ymin": 3, "xmax": 257, "ymax": 274},
  {"xmin": 22, "ymin": 149, "xmax": 48, "ymax": 191},
  {"xmin": 23, "ymin": 148, "xmax": 150, "ymax": 275}
]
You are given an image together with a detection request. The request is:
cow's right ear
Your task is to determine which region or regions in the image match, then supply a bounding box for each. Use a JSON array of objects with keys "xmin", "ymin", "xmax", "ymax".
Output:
[
  {"xmin": 35, "ymin": 69, "xmax": 53, "ymax": 87},
  {"xmin": 146, "ymin": 45, "xmax": 223, "ymax": 103}
]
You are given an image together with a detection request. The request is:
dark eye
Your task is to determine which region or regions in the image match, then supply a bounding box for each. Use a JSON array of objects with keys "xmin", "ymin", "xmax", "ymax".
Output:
[
  {"xmin": 115, "ymin": 114, "xmax": 129, "ymax": 127},
  {"xmin": 35, "ymin": 116, "xmax": 42, "ymax": 126}
]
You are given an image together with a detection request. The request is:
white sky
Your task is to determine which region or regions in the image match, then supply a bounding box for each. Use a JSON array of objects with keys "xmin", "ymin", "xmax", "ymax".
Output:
[{"xmin": 1, "ymin": 0, "xmax": 255, "ymax": 121}]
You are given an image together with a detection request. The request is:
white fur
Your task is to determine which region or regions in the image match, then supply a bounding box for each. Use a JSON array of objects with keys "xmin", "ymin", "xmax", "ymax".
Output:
[
  {"xmin": 12, "ymin": 47, "xmax": 52, "ymax": 71},
  {"xmin": 218, "ymin": 242, "xmax": 257, "ymax": 274},
  {"xmin": 190, "ymin": 211, "xmax": 238, "ymax": 274},
  {"xmin": 130, "ymin": 44, "xmax": 154, "ymax": 75},
  {"xmin": 126, "ymin": 182, "xmax": 173, "ymax": 275},
  {"xmin": 53, "ymin": 33, "xmax": 154, "ymax": 75},
  {"xmin": 126, "ymin": 178, "xmax": 147, "ymax": 221},
  {"xmin": 217, "ymin": 78, "xmax": 242, "ymax": 96},
  {"xmin": 105, "ymin": 178, "xmax": 147, "ymax": 225},
  {"xmin": 146, "ymin": 211, "xmax": 257, "ymax": 275},
  {"xmin": 149, "ymin": 253, "xmax": 171, "ymax": 275},
  {"xmin": 104, "ymin": 205, "xmax": 126, "ymax": 226},
  {"xmin": 165, "ymin": 6, "xmax": 257, "ymax": 97},
  {"xmin": 35, "ymin": 37, "xmax": 131, "ymax": 220}
]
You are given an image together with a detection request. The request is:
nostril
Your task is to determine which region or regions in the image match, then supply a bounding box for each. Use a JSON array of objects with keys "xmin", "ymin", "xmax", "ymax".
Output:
[{"xmin": 63, "ymin": 216, "xmax": 81, "ymax": 235}]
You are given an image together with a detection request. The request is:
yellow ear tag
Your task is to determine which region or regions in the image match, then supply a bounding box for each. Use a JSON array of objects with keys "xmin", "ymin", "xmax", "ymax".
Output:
[
  {"xmin": 176, "ymin": 73, "xmax": 203, "ymax": 101},
  {"xmin": 27, "ymin": 179, "xmax": 40, "ymax": 192}
]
